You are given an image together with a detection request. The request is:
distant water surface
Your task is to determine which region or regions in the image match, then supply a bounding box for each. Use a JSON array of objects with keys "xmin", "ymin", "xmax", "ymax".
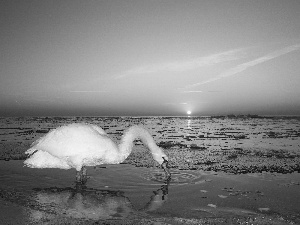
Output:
[{"xmin": 0, "ymin": 116, "xmax": 299, "ymax": 153}]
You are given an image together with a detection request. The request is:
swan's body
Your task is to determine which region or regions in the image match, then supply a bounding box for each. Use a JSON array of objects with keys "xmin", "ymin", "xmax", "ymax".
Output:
[{"xmin": 24, "ymin": 123, "xmax": 170, "ymax": 183}]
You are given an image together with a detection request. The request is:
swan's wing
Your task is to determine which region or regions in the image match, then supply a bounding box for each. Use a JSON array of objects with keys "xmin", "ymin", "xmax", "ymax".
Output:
[
  {"xmin": 26, "ymin": 123, "xmax": 115, "ymax": 159},
  {"xmin": 28, "ymin": 132, "xmax": 51, "ymax": 149}
]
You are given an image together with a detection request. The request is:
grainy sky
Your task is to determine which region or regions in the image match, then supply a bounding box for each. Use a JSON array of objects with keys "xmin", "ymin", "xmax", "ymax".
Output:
[{"xmin": 1, "ymin": 0, "xmax": 300, "ymax": 116}]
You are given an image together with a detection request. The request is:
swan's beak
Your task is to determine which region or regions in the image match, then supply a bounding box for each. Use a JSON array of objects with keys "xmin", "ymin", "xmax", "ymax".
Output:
[{"xmin": 161, "ymin": 157, "xmax": 171, "ymax": 179}]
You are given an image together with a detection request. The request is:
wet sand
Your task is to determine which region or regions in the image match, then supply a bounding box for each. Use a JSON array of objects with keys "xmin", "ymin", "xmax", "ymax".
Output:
[{"xmin": 0, "ymin": 161, "xmax": 299, "ymax": 224}]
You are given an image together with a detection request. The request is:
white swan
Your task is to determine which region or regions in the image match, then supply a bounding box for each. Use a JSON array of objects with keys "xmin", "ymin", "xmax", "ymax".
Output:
[{"xmin": 24, "ymin": 123, "xmax": 170, "ymax": 183}]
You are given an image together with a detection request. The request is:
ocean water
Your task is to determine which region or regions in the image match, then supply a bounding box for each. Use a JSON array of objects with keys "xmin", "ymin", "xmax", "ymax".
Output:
[
  {"xmin": 1, "ymin": 116, "xmax": 300, "ymax": 152},
  {"xmin": 1, "ymin": 116, "xmax": 300, "ymax": 173}
]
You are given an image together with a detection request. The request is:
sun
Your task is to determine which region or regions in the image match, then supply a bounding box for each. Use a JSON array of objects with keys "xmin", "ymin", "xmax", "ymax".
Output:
[{"xmin": 187, "ymin": 110, "xmax": 191, "ymax": 115}]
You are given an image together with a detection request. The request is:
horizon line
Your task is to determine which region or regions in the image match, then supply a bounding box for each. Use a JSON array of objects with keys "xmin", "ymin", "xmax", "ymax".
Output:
[{"xmin": 1, "ymin": 114, "xmax": 300, "ymax": 118}]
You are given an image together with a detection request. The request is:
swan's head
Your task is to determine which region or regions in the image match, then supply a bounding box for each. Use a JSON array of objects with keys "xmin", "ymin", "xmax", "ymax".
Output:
[{"xmin": 152, "ymin": 146, "xmax": 169, "ymax": 165}]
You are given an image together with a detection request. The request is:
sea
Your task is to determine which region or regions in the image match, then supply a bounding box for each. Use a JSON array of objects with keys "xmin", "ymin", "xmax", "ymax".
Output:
[{"xmin": 0, "ymin": 115, "xmax": 299, "ymax": 153}]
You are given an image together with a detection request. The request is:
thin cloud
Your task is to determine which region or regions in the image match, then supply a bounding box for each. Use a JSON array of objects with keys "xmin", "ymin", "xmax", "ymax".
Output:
[
  {"xmin": 115, "ymin": 48, "xmax": 246, "ymax": 79},
  {"xmin": 184, "ymin": 44, "xmax": 300, "ymax": 89}
]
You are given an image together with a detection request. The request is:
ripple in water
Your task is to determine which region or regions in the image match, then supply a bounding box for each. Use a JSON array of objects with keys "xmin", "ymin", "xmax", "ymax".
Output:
[{"xmin": 142, "ymin": 169, "xmax": 205, "ymax": 185}]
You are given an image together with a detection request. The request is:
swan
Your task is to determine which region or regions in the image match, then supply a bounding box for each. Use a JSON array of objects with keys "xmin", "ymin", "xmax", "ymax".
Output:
[{"xmin": 24, "ymin": 123, "xmax": 171, "ymax": 183}]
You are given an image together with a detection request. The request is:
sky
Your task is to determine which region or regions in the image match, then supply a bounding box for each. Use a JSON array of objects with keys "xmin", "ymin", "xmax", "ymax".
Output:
[{"xmin": 1, "ymin": 0, "xmax": 300, "ymax": 117}]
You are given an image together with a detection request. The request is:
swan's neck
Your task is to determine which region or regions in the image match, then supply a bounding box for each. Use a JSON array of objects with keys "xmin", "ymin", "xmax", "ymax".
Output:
[{"xmin": 116, "ymin": 126, "xmax": 164, "ymax": 164}]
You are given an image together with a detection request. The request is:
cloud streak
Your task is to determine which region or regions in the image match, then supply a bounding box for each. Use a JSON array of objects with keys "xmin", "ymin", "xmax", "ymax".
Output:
[
  {"xmin": 184, "ymin": 44, "xmax": 300, "ymax": 89},
  {"xmin": 115, "ymin": 48, "xmax": 246, "ymax": 79},
  {"xmin": 69, "ymin": 91, "xmax": 108, "ymax": 93}
]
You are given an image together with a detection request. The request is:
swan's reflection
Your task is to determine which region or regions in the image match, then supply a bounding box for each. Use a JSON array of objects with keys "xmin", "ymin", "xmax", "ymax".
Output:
[
  {"xmin": 143, "ymin": 180, "xmax": 169, "ymax": 212},
  {"xmin": 29, "ymin": 180, "xmax": 170, "ymax": 221}
]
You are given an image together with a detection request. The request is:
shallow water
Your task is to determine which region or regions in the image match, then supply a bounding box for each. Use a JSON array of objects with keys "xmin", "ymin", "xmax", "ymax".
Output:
[
  {"xmin": 1, "ymin": 116, "xmax": 300, "ymax": 223},
  {"xmin": 1, "ymin": 161, "xmax": 300, "ymax": 224}
]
